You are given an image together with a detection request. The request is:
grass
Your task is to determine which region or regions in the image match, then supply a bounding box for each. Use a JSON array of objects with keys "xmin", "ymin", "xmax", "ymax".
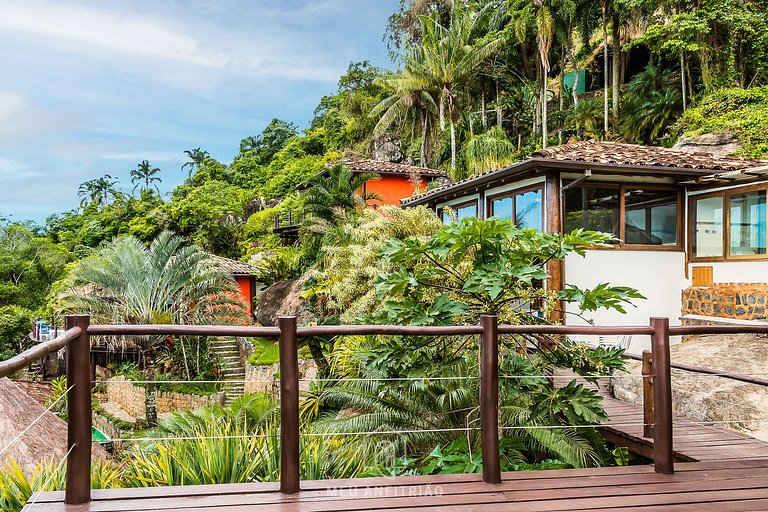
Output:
[{"xmin": 247, "ymin": 337, "xmax": 280, "ymax": 366}]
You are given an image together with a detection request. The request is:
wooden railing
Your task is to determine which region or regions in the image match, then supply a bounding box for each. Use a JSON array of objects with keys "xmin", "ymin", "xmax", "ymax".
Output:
[
  {"xmin": 6, "ymin": 315, "xmax": 768, "ymax": 504},
  {"xmin": 273, "ymin": 209, "xmax": 306, "ymax": 231}
]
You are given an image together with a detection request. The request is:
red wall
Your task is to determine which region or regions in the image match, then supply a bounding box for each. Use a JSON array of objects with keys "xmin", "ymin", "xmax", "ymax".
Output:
[
  {"xmin": 235, "ymin": 276, "xmax": 253, "ymax": 317},
  {"xmin": 362, "ymin": 175, "xmax": 427, "ymax": 206}
]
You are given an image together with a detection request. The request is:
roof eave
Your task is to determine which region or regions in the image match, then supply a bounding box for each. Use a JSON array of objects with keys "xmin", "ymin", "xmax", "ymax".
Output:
[{"xmin": 402, "ymin": 158, "xmax": 724, "ymax": 207}]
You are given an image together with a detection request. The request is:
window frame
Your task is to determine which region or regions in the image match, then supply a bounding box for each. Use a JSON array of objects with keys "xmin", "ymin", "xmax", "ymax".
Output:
[
  {"xmin": 439, "ymin": 199, "xmax": 479, "ymax": 224},
  {"xmin": 563, "ymin": 181, "xmax": 683, "ymax": 251},
  {"xmin": 689, "ymin": 183, "xmax": 768, "ymax": 262},
  {"xmin": 486, "ymin": 184, "xmax": 544, "ymax": 229}
]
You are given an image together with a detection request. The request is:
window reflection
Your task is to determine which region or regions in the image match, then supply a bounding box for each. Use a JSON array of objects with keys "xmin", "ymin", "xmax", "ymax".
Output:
[
  {"xmin": 730, "ymin": 190, "xmax": 766, "ymax": 256},
  {"xmin": 489, "ymin": 187, "xmax": 543, "ymax": 230},
  {"xmin": 694, "ymin": 196, "xmax": 724, "ymax": 257},
  {"xmin": 624, "ymin": 189, "xmax": 678, "ymax": 245}
]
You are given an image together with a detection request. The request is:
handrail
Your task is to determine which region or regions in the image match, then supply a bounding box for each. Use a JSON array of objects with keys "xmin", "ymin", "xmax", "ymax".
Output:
[
  {"xmin": 0, "ymin": 326, "xmax": 82, "ymax": 379},
  {"xmin": 670, "ymin": 324, "xmax": 768, "ymax": 336},
  {"xmin": 88, "ymin": 324, "xmax": 281, "ymax": 337}
]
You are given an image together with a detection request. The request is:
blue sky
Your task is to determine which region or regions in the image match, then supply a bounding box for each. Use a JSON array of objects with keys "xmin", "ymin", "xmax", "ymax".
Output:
[{"xmin": 0, "ymin": 0, "xmax": 398, "ymax": 223}]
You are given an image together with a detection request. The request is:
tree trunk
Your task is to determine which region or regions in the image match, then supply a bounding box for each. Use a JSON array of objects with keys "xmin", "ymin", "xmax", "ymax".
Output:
[
  {"xmin": 542, "ymin": 68, "xmax": 548, "ymax": 148},
  {"xmin": 611, "ymin": 10, "xmax": 621, "ymax": 127},
  {"xmin": 144, "ymin": 350, "xmax": 158, "ymax": 427},
  {"xmin": 420, "ymin": 111, "xmax": 428, "ymax": 165},
  {"xmin": 603, "ymin": 2, "xmax": 609, "ymax": 134},
  {"xmin": 481, "ymin": 92, "xmax": 488, "ymax": 130},
  {"xmin": 468, "ymin": 97, "xmax": 474, "ymax": 136},
  {"xmin": 439, "ymin": 94, "xmax": 446, "ymax": 131},
  {"xmin": 306, "ymin": 339, "xmax": 330, "ymax": 379},
  {"xmin": 559, "ymin": 48, "xmax": 565, "ymax": 145},
  {"xmin": 496, "ymin": 79, "xmax": 503, "ymax": 128},
  {"xmin": 680, "ymin": 52, "xmax": 687, "ymax": 111},
  {"xmin": 450, "ymin": 119, "xmax": 457, "ymax": 171}
]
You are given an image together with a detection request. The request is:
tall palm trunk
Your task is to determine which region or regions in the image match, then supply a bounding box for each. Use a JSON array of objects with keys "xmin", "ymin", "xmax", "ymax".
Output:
[
  {"xmin": 450, "ymin": 120, "xmax": 457, "ymax": 171},
  {"xmin": 611, "ymin": 10, "xmax": 621, "ymax": 127},
  {"xmin": 680, "ymin": 52, "xmax": 688, "ymax": 111},
  {"xmin": 420, "ymin": 111, "xmax": 428, "ymax": 165},
  {"xmin": 496, "ymin": 79, "xmax": 503, "ymax": 128},
  {"xmin": 481, "ymin": 92, "xmax": 488, "ymax": 130},
  {"xmin": 143, "ymin": 350, "xmax": 158, "ymax": 426},
  {"xmin": 602, "ymin": 1, "xmax": 609, "ymax": 134}
]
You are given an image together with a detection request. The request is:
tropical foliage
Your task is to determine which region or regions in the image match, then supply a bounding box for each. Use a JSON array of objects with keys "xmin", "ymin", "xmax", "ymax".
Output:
[{"xmin": 57, "ymin": 231, "xmax": 247, "ymax": 424}]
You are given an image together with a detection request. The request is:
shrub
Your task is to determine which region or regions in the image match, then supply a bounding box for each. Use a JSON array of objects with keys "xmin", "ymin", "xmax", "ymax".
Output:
[{"xmin": 673, "ymin": 86, "xmax": 768, "ymax": 158}]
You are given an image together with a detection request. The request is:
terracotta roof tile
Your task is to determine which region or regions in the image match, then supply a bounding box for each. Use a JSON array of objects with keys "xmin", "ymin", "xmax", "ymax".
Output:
[
  {"xmin": 208, "ymin": 254, "xmax": 258, "ymax": 276},
  {"xmin": 532, "ymin": 140, "xmax": 766, "ymax": 171},
  {"xmin": 344, "ymin": 159, "xmax": 445, "ymax": 176},
  {"xmin": 402, "ymin": 141, "xmax": 768, "ymax": 205}
]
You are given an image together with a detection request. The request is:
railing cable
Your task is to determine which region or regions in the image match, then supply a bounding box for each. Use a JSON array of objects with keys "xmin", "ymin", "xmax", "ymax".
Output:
[{"xmin": 23, "ymin": 444, "xmax": 75, "ymax": 510}]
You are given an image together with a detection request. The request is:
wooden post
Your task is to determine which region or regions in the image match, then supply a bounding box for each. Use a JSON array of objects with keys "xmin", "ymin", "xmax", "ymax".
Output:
[
  {"xmin": 650, "ymin": 317, "xmax": 674, "ymax": 474},
  {"xmin": 641, "ymin": 350, "xmax": 654, "ymax": 439},
  {"xmin": 480, "ymin": 315, "xmax": 501, "ymax": 484},
  {"xmin": 545, "ymin": 171, "xmax": 564, "ymax": 323},
  {"xmin": 64, "ymin": 315, "xmax": 91, "ymax": 504},
  {"xmin": 278, "ymin": 316, "xmax": 300, "ymax": 493}
]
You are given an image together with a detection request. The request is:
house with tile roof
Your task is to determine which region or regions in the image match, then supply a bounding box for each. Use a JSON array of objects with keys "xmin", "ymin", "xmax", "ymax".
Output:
[
  {"xmin": 208, "ymin": 254, "xmax": 261, "ymax": 319},
  {"xmin": 275, "ymin": 159, "xmax": 446, "ymax": 242},
  {"xmin": 402, "ymin": 140, "xmax": 768, "ymax": 350}
]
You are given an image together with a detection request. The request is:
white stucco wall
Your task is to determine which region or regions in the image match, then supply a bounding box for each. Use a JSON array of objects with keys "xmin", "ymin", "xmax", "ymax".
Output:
[
  {"xmin": 564, "ymin": 250, "xmax": 689, "ymax": 352},
  {"xmin": 690, "ymin": 261, "xmax": 768, "ymax": 284}
]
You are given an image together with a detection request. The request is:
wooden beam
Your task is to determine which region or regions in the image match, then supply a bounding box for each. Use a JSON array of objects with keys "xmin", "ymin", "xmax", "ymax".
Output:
[{"xmin": 545, "ymin": 171, "xmax": 565, "ymax": 323}]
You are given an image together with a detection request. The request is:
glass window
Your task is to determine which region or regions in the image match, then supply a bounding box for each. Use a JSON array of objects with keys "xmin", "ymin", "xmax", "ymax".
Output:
[
  {"xmin": 490, "ymin": 188, "xmax": 543, "ymax": 230},
  {"xmin": 624, "ymin": 189, "xmax": 678, "ymax": 245},
  {"xmin": 729, "ymin": 190, "xmax": 766, "ymax": 256},
  {"xmin": 441, "ymin": 201, "xmax": 477, "ymax": 224},
  {"xmin": 490, "ymin": 196, "xmax": 513, "ymax": 220},
  {"xmin": 564, "ymin": 186, "xmax": 620, "ymax": 237},
  {"xmin": 694, "ymin": 196, "xmax": 724, "ymax": 257},
  {"xmin": 456, "ymin": 203, "xmax": 477, "ymax": 221},
  {"xmin": 516, "ymin": 189, "xmax": 543, "ymax": 230}
]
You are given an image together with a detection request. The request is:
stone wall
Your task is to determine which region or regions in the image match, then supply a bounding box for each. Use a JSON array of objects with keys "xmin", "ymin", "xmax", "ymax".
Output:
[
  {"xmin": 104, "ymin": 376, "xmax": 225, "ymax": 419},
  {"xmin": 681, "ymin": 283, "xmax": 768, "ymax": 321},
  {"xmin": 244, "ymin": 359, "xmax": 318, "ymax": 396}
]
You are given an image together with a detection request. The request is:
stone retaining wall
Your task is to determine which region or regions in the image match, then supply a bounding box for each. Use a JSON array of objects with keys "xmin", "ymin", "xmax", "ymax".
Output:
[
  {"xmin": 682, "ymin": 283, "xmax": 768, "ymax": 322},
  {"xmin": 104, "ymin": 376, "xmax": 225, "ymax": 419},
  {"xmin": 244, "ymin": 360, "xmax": 318, "ymax": 396}
]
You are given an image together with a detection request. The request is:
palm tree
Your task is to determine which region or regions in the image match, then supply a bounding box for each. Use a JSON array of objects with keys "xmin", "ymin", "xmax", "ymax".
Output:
[
  {"xmin": 130, "ymin": 160, "xmax": 162, "ymax": 195},
  {"xmin": 405, "ymin": 3, "xmax": 504, "ymax": 171},
  {"xmin": 511, "ymin": 0, "xmax": 576, "ymax": 148},
  {"xmin": 182, "ymin": 148, "xmax": 210, "ymax": 178},
  {"xmin": 58, "ymin": 231, "xmax": 248, "ymax": 425},
  {"xmin": 370, "ymin": 63, "xmax": 440, "ymax": 166},
  {"xmin": 302, "ymin": 164, "xmax": 380, "ymax": 224},
  {"xmin": 77, "ymin": 174, "xmax": 119, "ymax": 208}
]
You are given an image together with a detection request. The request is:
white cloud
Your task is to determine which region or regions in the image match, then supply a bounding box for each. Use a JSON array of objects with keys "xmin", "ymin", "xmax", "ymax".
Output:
[
  {"xmin": 0, "ymin": 157, "xmax": 44, "ymax": 179},
  {"xmin": 0, "ymin": 91, "xmax": 75, "ymax": 148},
  {"xmin": 0, "ymin": 1, "xmax": 225, "ymax": 68}
]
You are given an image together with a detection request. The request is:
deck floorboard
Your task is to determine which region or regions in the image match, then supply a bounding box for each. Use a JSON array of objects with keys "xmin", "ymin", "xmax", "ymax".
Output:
[{"xmin": 28, "ymin": 389, "xmax": 768, "ymax": 511}]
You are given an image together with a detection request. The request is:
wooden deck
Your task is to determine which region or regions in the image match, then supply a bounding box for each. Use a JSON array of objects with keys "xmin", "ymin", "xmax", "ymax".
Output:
[
  {"xmin": 28, "ymin": 390, "xmax": 768, "ymax": 511},
  {"xmin": 28, "ymin": 459, "xmax": 768, "ymax": 511}
]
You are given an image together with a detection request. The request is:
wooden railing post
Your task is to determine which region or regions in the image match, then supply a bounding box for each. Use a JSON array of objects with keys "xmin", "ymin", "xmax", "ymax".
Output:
[
  {"xmin": 480, "ymin": 315, "xmax": 501, "ymax": 484},
  {"xmin": 650, "ymin": 317, "xmax": 673, "ymax": 474},
  {"xmin": 278, "ymin": 316, "xmax": 300, "ymax": 493},
  {"xmin": 64, "ymin": 315, "xmax": 91, "ymax": 504},
  {"xmin": 641, "ymin": 350, "xmax": 654, "ymax": 439}
]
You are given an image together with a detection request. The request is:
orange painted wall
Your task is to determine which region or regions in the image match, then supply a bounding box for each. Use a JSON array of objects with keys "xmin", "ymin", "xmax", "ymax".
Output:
[
  {"xmin": 362, "ymin": 175, "xmax": 427, "ymax": 206},
  {"xmin": 235, "ymin": 276, "xmax": 253, "ymax": 317}
]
